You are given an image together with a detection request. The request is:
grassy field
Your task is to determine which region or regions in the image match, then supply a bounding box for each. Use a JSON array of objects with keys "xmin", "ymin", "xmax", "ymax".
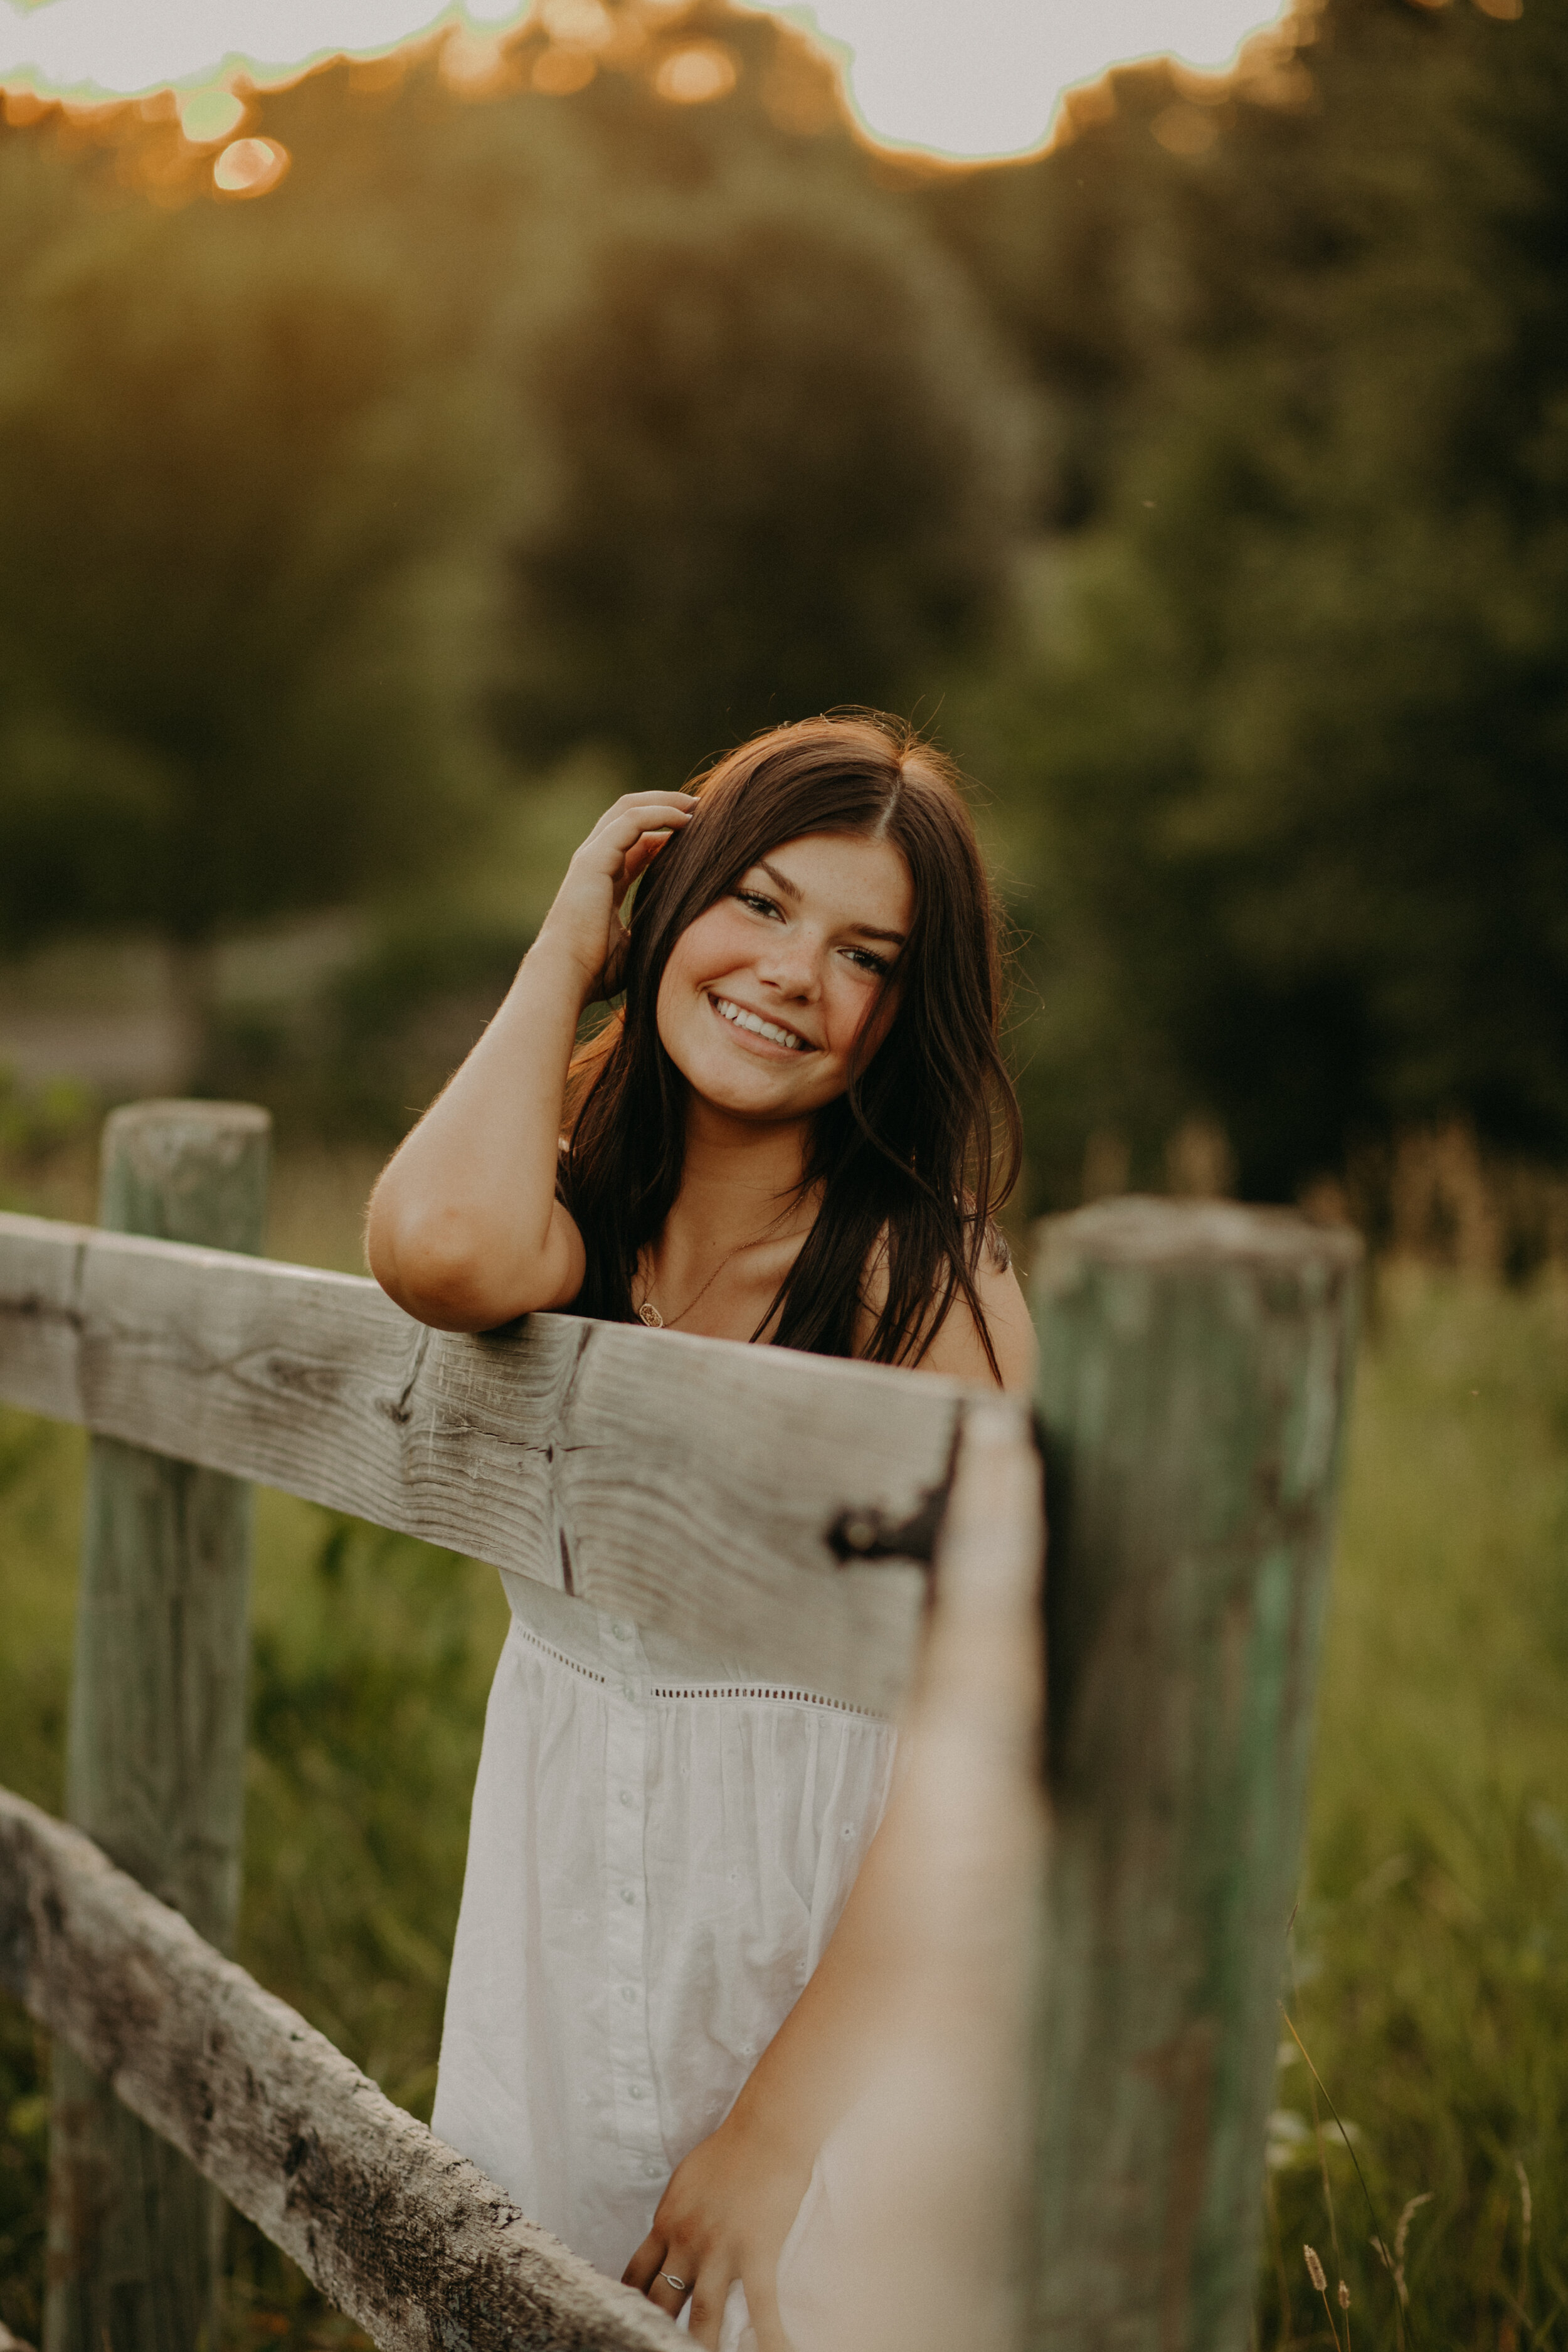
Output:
[
  {"xmin": 2, "ymin": 1144, "xmax": 1565, "ymax": 2347},
  {"xmin": 1264, "ymin": 1264, "xmax": 1568, "ymax": 2351}
]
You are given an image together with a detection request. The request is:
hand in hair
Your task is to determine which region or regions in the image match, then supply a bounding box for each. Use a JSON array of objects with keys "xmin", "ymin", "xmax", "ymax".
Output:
[
  {"xmin": 365, "ymin": 791, "xmax": 692, "ymax": 1330},
  {"xmin": 537, "ymin": 788, "xmax": 698, "ymax": 1002}
]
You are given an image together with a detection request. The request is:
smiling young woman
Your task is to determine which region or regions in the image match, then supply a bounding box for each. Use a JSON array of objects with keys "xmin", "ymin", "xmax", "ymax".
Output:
[{"xmin": 365, "ymin": 712, "xmax": 1032, "ymax": 2349}]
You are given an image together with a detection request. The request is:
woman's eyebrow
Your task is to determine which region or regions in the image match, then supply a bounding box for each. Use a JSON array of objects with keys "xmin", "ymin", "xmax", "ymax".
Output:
[{"xmin": 752, "ymin": 859, "xmax": 906, "ymax": 946}]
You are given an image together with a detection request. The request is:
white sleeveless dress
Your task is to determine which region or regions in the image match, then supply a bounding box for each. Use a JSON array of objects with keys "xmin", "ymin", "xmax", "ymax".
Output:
[{"xmin": 432, "ymin": 1566, "xmax": 898, "ymax": 2295}]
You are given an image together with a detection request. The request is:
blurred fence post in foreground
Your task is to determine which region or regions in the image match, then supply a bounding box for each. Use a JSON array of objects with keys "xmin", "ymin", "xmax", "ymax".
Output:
[
  {"xmin": 1029, "ymin": 1199, "xmax": 1362, "ymax": 2351},
  {"xmin": 46, "ymin": 1101, "xmax": 270, "ymax": 2352}
]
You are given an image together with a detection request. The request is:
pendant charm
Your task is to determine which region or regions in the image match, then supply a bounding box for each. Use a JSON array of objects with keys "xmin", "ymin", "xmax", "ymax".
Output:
[{"xmin": 638, "ymin": 1301, "xmax": 663, "ymax": 1328}]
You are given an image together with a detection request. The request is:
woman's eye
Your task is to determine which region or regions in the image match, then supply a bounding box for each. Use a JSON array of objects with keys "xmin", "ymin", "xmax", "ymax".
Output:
[
  {"xmin": 846, "ymin": 948, "xmax": 891, "ymax": 977},
  {"xmin": 735, "ymin": 891, "xmax": 780, "ymax": 919}
]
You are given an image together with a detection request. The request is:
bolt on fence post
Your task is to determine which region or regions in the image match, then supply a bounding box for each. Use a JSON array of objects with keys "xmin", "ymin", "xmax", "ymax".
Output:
[
  {"xmin": 45, "ymin": 1101, "xmax": 271, "ymax": 2352},
  {"xmin": 1027, "ymin": 1198, "xmax": 1362, "ymax": 2352}
]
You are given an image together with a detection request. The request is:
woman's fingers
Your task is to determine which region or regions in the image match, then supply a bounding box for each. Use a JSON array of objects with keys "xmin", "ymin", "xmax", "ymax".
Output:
[
  {"xmin": 588, "ymin": 793, "xmax": 697, "ymax": 854},
  {"xmin": 684, "ymin": 2259, "xmax": 734, "ymax": 2350},
  {"xmin": 600, "ymin": 789, "xmax": 699, "ymax": 813},
  {"xmin": 623, "ymin": 2227, "xmax": 702, "ymax": 2324},
  {"xmin": 645, "ymin": 2252, "xmax": 699, "ymax": 2324},
  {"xmin": 739, "ymin": 2264, "xmax": 795, "ymax": 2352},
  {"xmin": 619, "ymin": 828, "xmax": 673, "ymax": 883},
  {"xmin": 583, "ymin": 807, "xmax": 691, "ymax": 903},
  {"xmin": 620, "ymin": 2228, "xmax": 667, "ymax": 2294},
  {"xmin": 595, "ymin": 802, "xmax": 694, "ymax": 845}
]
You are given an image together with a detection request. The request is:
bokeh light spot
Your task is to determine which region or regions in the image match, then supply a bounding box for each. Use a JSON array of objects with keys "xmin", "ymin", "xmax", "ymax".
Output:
[
  {"xmin": 1151, "ymin": 100, "xmax": 1218, "ymax": 152},
  {"xmin": 213, "ymin": 134, "xmax": 289, "ymax": 196},
  {"xmin": 532, "ymin": 45, "xmax": 596, "ymax": 92},
  {"xmin": 654, "ymin": 41, "xmax": 737, "ymax": 104},
  {"xmin": 440, "ymin": 29, "xmax": 506, "ymax": 88},
  {"xmin": 539, "ymin": 0, "xmax": 615, "ymax": 46},
  {"xmin": 179, "ymin": 88, "xmax": 246, "ymax": 145}
]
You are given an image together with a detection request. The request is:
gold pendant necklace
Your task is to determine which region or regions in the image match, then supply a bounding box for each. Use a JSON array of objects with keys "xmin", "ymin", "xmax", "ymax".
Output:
[{"xmin": 635, "ymin": 1224, "xmax": 779, "ymax": 1332}]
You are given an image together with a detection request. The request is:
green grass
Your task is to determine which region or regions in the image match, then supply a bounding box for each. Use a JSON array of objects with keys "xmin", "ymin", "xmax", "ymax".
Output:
[
  {"xmin": 2, "ymin": 1151, "xmax": 1565, "ymax": 2347},
  {"xmin": 1264, "ymin": 1264, "xmax": 1568, "ymax": 2351}
]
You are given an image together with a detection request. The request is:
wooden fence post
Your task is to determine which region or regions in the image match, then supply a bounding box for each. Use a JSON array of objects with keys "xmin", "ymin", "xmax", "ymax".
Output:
[
  {"xmin": 45, "ymin": 1101, "xmax": 271, "ymax": 2352},
  {"xmin": 1028, "ymin": 1197, "xmax": 1362, "ymax": 2351}
]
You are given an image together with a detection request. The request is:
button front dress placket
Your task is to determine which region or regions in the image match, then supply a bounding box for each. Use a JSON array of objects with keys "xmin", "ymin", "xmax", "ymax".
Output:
[{"xmin": 602, "ymin": 1614, "xmax": 666, "ymax": 2192}]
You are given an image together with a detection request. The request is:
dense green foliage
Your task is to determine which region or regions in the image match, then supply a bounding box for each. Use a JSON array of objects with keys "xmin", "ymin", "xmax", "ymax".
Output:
[
  {"xmin": 0, "ymin": 140, "xmax": 495, "ymax": 953},
  {"xmin": 2, "ymin": 1152, "xmax": 1564, "ymax": 2346},
  {"xmin": 934, "ymin": 0, "xmax": 1568, "ymax": 1199},
  {"xmin": 4, "ymin": 0, "xmax": 1564, "ymax": 1200}
]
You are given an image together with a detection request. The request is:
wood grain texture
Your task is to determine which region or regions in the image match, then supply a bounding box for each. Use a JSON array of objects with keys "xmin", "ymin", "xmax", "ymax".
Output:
[
  {"xmin": 0, "ymin": 1212, "xmax": 82, "ymax": 1424},
  {"xmin": 95, "ymin": 1100, "xmax": 272, "ymax": 1258},
  {"xmin": 2, "ymin": 1788, "xmax": 677, "ymax": 2352},
  {"xmin": 49, "ymin": 1103, "xmax": 272, "ymax": 2352},
  {"xmin": 0, "ymin": 1212, "xmax": 957, "ymax": 1712},
  {"xmin": 1027, "ymin": 1197, "xmax": 1362, "ymax": 2352}
]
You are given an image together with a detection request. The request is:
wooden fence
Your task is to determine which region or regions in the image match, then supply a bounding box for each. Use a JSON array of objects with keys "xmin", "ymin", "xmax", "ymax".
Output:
[{"xmin": 0, "ymin": 1100, "xmax": 1362, "ymax": 2352}]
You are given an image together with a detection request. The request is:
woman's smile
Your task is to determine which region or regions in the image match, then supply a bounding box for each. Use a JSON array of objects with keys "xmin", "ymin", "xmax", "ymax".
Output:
[{"xmin": 707, "ymin": 992, "xmax": 818, "ymax": 1055}]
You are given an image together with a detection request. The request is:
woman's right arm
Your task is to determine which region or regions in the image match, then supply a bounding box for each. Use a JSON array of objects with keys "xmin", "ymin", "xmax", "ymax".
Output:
[{"xmin": 364, "ymin": 790, "xmax": 694, "ymax": 1332}]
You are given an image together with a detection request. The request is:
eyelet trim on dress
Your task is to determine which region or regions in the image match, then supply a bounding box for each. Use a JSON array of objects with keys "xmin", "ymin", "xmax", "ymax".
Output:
[
  {"xmin": 511, "ymin": 1622, "xmax": 886, "ymax": 1718},
  {"xmin": 510, "ymin": 1623, "xmax": 607, "ymax": 1683},
  {"xmin": 649, "ymin": 1683, "xmax": 884, "ymax": 1720}
]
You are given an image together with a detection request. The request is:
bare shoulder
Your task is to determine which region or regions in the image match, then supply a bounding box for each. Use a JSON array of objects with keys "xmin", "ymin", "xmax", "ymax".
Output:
[
  {"xmin": 856, "ymin": 1232, "xmax": 1036, "ymax": 1393},
  {"xmin": 916, "ymin": 1253, "xmax": 1036, "ymax": 1391}
]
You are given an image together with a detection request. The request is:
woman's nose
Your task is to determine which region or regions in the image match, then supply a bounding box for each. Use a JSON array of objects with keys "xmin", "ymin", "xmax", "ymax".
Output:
[{"xmin": 756, "ymin": 931, "xmax": 822, "ymax": 997}]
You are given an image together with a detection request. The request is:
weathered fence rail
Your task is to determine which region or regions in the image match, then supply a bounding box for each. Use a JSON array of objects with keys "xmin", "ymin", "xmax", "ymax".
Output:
[
  {"xmin": 1, "ymin": 1788, "xmax": 677, "ymax": 2352},
  {"xmin": 0, "ymin": 1099, "xmax": 1363, "ymax": 2352},
  {"xmin": 0, "ymin": 1206, "xmax": 947, "ymax": 1715}
]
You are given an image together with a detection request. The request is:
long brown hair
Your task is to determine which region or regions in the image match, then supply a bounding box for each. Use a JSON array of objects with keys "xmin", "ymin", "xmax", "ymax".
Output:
[{"xmin": 561, "ymin": 713, "xmax": 1022, "ymax": 1373}]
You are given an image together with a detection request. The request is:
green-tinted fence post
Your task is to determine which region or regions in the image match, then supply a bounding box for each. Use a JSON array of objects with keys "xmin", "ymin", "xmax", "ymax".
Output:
[
  {"xmin": 45, "ymin": 1101, "xmax": 271, "ymax": 2352},
  {"xmin": 1028, "ymin": 1198, "xmax": 1362, "ymax": 2351}
]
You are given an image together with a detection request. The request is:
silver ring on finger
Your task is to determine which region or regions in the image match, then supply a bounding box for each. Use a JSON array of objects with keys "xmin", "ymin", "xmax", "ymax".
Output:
[{"xmin": 660, "ymin": 2273, "xmax": 689, "ymax": 2292}]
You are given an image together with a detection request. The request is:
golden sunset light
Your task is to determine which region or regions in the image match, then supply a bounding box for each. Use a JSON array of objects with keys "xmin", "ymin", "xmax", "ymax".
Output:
[
  {"xmin": 0, "ymin": 0, "xmax": 1554, "ymax": 2322},
  {"xmin": 0, "ymin": 0, "xmax": 1295, "ymax": 161},
  {"xmin": 767, "ymin": 0, "xmax": 1296, "ymax": 156}
]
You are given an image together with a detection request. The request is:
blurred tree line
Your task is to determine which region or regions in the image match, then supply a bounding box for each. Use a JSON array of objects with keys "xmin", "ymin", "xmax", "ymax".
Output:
[
  {"xmin": 945, "ymin": 0, "xmax": 1568, "ymax": 1207},
  {"xmin": 0, "ymin": 0, "xmax": 1561, "ymax": 1208}
]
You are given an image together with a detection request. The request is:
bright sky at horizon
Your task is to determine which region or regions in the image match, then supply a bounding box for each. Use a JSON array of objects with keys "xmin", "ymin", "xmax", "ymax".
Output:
[{"xmin": 0, "ymin": 0, "xmax": 1294, "ymax": 159}]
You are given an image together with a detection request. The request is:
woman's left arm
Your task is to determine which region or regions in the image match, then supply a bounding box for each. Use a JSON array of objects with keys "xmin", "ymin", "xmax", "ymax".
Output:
[
  {"xmin": 622, "ymin": 1792, "xmax": 911, "ymax": 2350},
  {"xmin": 622, "ymin": 1259, "xmax": 1034, "ymax": 2345}
]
